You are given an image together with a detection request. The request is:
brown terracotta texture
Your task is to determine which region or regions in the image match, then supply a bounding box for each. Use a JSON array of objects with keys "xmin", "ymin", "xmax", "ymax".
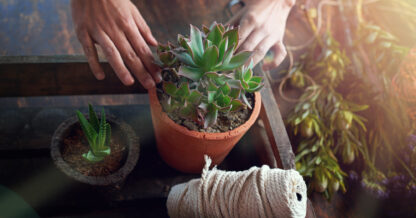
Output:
[{"xmin": 149, "ymin": 88, "xmax": 261, "ymax": 173}]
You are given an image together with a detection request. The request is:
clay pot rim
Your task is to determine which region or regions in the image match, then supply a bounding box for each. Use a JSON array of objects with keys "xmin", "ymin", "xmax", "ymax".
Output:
[
  {"xmin": 149, "ymin": 87, "xmax": 262, "ymax": 140},
  {"xmin": 50, "ymin": 114, "xmax": 140, "ymax": 186}
]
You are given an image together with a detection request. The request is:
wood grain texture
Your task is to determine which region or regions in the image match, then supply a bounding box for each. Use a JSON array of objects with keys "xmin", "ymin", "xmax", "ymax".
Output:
[
  {"xmin": 256, "ymin": 66, "xmax": 296, "ymax": 170},
  {"xmin": 0, "ymin": 104, "xmax": 261, "ymax": 217},
  {"xmin": 0, "ymin": 62, "xmax": 147, "ymax": 96}
]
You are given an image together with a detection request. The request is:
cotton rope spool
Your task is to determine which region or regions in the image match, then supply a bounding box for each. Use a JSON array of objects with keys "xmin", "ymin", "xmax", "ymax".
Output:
[{"xmin": 167, "ymin": 156, "xmax": 307, "ymax": 218}]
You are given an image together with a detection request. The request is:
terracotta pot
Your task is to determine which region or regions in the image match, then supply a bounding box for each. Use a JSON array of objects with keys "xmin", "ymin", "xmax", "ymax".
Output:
[
  {"xmin": 51, "ymin": 115, "xmax": 140, "ymax": 186},
  {"xmin": 148, "ymin": 87, "xmax": 261, "ymax": 173}
]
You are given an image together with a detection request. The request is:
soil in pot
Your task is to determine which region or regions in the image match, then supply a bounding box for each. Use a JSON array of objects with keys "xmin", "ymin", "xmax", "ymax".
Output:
[
  {"xmin": 157, "ymin": 70, "xmax": 254, "ymax": 133},
  {"xmin": 60, "ymin": 123, "xmax": 128, "ymax": 177}
]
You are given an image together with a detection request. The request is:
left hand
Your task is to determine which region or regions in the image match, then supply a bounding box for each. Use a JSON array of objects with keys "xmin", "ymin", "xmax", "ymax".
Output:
[{"xmin": 227, "ymin": 0, "xmax": 295, "ymax": 69}]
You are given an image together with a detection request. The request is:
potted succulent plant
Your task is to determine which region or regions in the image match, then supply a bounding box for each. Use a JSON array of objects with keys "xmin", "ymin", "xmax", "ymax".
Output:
[
  {"xmin": 51, "ymin": 104, "xmax": 140, "ymax": 186},
  {"xmin": 149, "ymin": 23, "xmax": 263, "ymax": 173}
]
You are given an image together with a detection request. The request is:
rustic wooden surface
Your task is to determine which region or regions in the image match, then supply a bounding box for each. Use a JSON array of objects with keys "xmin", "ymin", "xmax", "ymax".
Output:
[
  {"xmin": 257, "ymin": 66, "xmax": 296, "ymax": 170},
  {"xmin": 0, "ymin": 0, "xmax": 348, "ymax": 217},
  {"xmin": 0, "ymin": 0, "xmax": 310, "ymax": 56},
  {"xmin": 0, "ymin": 103, "xmax": 261, "ymax": 217},
  {"xmin": 0, "ymin": 61, "xmax": 148, "ymax": 97}
]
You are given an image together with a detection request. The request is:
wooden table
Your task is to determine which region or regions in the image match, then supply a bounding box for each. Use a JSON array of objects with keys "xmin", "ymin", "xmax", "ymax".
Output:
[{"xmin": 0, "ymin": 56, "xmax": 315, "ymax": 217}]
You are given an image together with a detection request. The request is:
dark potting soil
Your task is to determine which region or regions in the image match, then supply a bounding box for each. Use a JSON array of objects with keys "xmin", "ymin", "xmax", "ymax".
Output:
[
  {"xmin": 61, "ymin": 126, "xmax": 127, "ymax": 177},
  {"xmin": 157, "ymin": 70, "xmax": 254, "ymax": 133}
]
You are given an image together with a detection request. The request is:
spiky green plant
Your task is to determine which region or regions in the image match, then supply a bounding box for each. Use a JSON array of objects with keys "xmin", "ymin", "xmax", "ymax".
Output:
[
  {"xmin": 156, "ymin": 23, "xmax": 264, "ymax": 128},
  {"xmin": 76, "ymin": 104, "xmax": 111, "ymax": 162}
]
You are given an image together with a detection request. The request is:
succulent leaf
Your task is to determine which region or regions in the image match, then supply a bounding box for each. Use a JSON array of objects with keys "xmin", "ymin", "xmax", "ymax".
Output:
[
  {"xmin": 202, "ymin": 25, "xmax": 210, "ymax": 35},
  {"xmin": 229, "ymin": 88, "xmax": 241, "ymax": 99},
  {"xmin": 218, "ymin": 24, "xmax": 225, "ymax": 33},
  {"xmin": 82, "ymin": 150, "xmax": 104, "ymax": 162},
  {"xmin": 228, "ymin": 79, "xmax": 244, "ymax": 89},
  {"xmin": 202, "ymin": 46, "xmax": 219, "ymax": 71},
  {"xmin": 105, "ymin": 123, "xmax": 111, "ymax": 147},
  {"xmin": 188, "ymin": 90, "xmax": 202, "ymax": 104},
  {"xmin": 172, "ymin": 51, "xmax": 196, "ymax": 67},
  {"xmin": 97, "ymin": 109, "xmax": 106, "ymax": 149},
  {"xmin": 221, "ymin": 47, "xmax": 234, "ymax": 67},
  {"xmin": 250, "ymin": 76, "xmax": 263, "ymax": 83},
  {"xmin": 178, "ymin": 65, "xmax": 203, "ymax": 81},
  {"xmin": 207, "ymin": 24, "xmax": 223, "ymax": 47},
  {"xmin": 221, "ymin": 51, "xmax": 252, "ymax": 71},
  {"xmin": 220, "ymin": 82, "xmax": 231, "ymax": 95},
  {"xmin": 88, "ymin": 104, "xmax": 100, "ymax": 132},
  {"xmin": 207, "ymin": 91, "xmax": 216, "ymax": 103},
  {"xmin": 223, "ymin": 29, "xmax": 239, "ymax": 51},
  {"xmin": 205, "ymin": 72, "xmax": 220, "ymax": 79},
  {"xmin": 231, "ymin": 99, "xmax": 244, "ymax": 111},
  {"xmin": 180, "ymin": 102, "xmax": 196, "ymax": 118},
  {"xmin": 163, "ymin": 81, "xmax": 178, "ymax": 96},
  {"xmin": 190, "ymin": 25, "xmax": 204, "ymax": 62},
  {"xmin": 204, "ymin": 103, "xmax": 219, "ymax": 128},
  {"xmin": 207, "ymin": 80, "xmax": 218, "ymax": 91},
  {"xmin": 176, "ymin": 82, "xmax": 191, "ymax": 98},
  {"xmin": 218, "ymin": 38, "xmax": 228, "ymax": 61},
  {"xmin": 216, "ymin": 93, "xmax": 232, "ymax": 107},
  {"xmin": 76, "ymin": 110, "xmax": 97, "ymax": 148},
  {"xmin": 244, "ymin": 68, "xmax": 253, "ymax": 81},
  {"xmin": 178, "ymin": 35, "xmax": 194, "ymax": 57},
  {"xmin": 242, "ymin": 94, "xmax": 252, "ymax": 109}
]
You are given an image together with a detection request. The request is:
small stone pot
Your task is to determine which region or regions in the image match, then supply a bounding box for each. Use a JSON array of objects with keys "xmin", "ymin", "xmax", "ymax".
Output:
[{"xmin": 51, "ymin": 115, "xmax": 140, "ymax": 186}]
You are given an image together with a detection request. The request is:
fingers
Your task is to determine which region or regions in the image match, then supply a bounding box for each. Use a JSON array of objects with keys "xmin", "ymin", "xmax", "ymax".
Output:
[
  {"xmin": 77, "ymin": 31, "xmax": 105, "ymax": 80},
  {"xmin": 124, "ymin": 22, "xmax": 162, "ymax": 83},
  {"xmin": 262, "ymin": 41, "xmax": 287, "ymax": 70},
  {"xmin": 94, "ymin": 31, "xmax": 136, "ymax": 86},
  {"xmin": 237, "ymin": 12, "xmax": 257, "ymax": 50},
  {"xmin": 225, "ymin": 7, "xmax": 246, "ymax": 27},
  {"xmin": 250, "ymin": 36, "xmax": 276, "ymax": 66},
  {"xmin": 236, "ymin": 29, "xmax": 265, "ymax": 53},
  {"xmin": 131, "ymin": 6, "xmax": 158, "ymax": 47},
  {"xmin": 108, "ymin": 30, "xmax": 156, "ymax": 90}
]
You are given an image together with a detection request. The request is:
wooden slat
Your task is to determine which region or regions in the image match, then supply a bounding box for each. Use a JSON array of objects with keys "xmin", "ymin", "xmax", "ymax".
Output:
[
  {"xmin": 0, "ymin": 60, "xmax": 147, "ymax": 97},
  {"xmin": 0, "ymin": 94, "xmax": 149, "ymax": 108},
  {"xmin": 255, "ymin": 66, "xmax": 296, "ymax": 170}
]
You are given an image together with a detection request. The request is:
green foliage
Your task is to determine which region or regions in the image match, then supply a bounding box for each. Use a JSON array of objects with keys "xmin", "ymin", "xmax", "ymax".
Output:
[
  {"xmin": 76, "ymin": 104, "xmax": 111, "ymax": 163},
  {"xmin": 156, "ymin": 23, "xmax": 264, "ymax": 128},
  {"xmin": 286, "ymin": 0, "xmax": 416, "ymax": 199}
]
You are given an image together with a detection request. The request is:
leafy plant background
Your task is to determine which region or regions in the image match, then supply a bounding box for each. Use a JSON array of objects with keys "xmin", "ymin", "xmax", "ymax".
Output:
[{"xmin": 274, "ymin": 0, "xmax": 416, "ymax": 205}]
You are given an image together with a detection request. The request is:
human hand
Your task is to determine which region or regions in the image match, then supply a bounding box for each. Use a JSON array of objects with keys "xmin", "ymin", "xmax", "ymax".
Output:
[
  {"xmin": 227, "ymin": 0, "xmax": 295, "ymax": 70},
  {"xmin": 71, "ymin": 0, "xmax": 161, "ymax": 89}
]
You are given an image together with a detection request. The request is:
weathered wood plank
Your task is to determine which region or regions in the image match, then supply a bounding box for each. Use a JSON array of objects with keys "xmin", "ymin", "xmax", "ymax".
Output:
[
  {"xmin": 0, "ymin": 62, "xmax": 147, "ymax": 96},
  {"xmin": 256, "ymin": 66, "xmax": 296, "ymax": 170},
  {"xmin": 0, "ymin": 105, "xmax": 154, "ymax": 151},
  {"xmin": 0, "ymin": 94, "xmax": 149, "ymax": 108}
]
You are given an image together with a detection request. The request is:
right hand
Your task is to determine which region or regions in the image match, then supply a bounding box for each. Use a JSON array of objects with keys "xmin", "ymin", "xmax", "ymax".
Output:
[{"xmin": 71, "ymin": 0, "xmax": 161, "ymax": 89}]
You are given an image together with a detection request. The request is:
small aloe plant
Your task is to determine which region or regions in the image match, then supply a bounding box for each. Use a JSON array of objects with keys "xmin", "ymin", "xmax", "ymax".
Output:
[
  {"xmin": 156, "ymin": 23, "xmax": 264, "ymax": 128},
  {"xmin": 76, "ymin": 104, "xmax": 111, "ymax": 162}
]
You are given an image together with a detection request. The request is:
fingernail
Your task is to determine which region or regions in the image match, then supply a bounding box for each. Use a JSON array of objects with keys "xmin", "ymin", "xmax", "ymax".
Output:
[
  {"xmin": 96, "ymin": 73, "xmax": 105, "ymax": 80},
  {"xmin": 155, "ymin": 70, "xmax": 163, "ymax": 83},
  {"xmin": 156, "ymin": 74, "xmax": 163, "ymax": 83},
  {"xmin": 125, "ymin": 75, "xmax": 135, "ymax": 85},
  {"xmin": 144, "ymin": 79, "xmax": 155, "ymax": 89}
]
